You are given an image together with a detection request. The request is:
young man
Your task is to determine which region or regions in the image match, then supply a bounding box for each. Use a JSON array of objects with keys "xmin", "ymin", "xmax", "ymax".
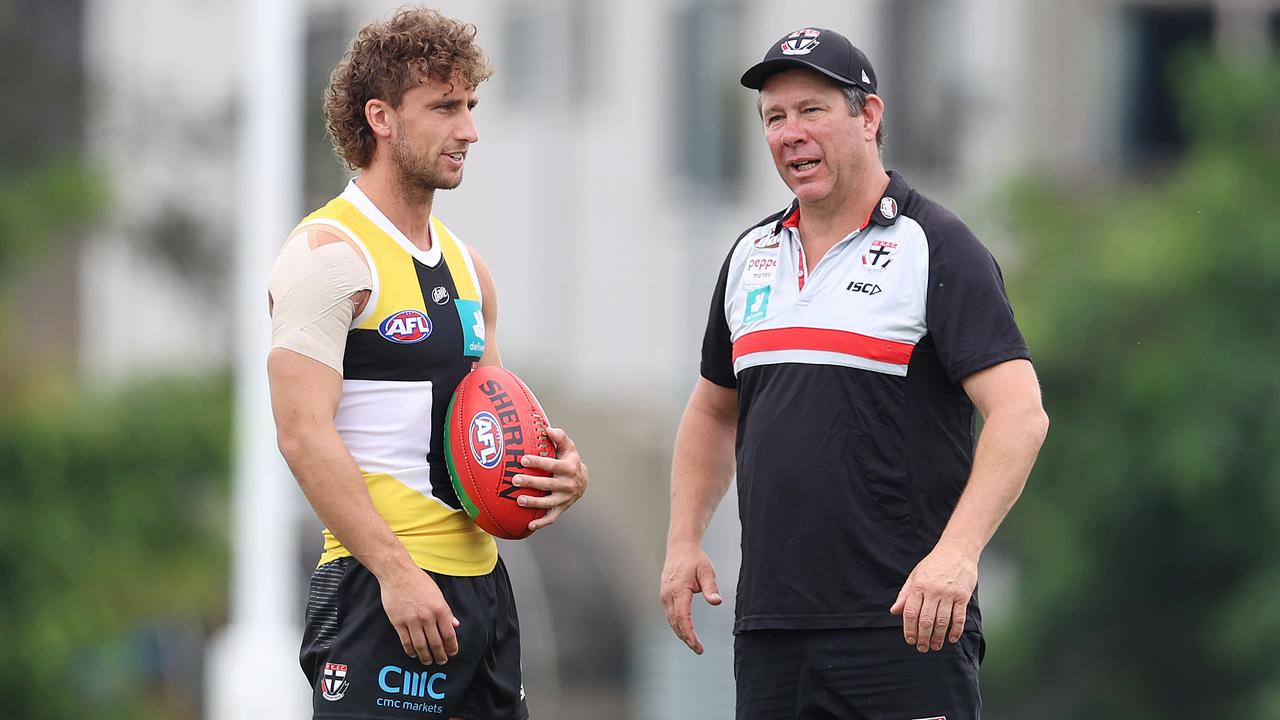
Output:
[
  {"xmin": 660, "ymin": 28, "xmax": 1049, "ymax": 719},
  {"xmin": 267, "ymin": 8, "xmax": 587, "ymax": 719}
]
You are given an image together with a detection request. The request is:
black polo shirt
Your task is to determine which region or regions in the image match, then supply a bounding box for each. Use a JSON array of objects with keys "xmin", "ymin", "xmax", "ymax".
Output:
[{"xmin": 701, "ymin": 171, "xmax": 1030, "ymax": 634}]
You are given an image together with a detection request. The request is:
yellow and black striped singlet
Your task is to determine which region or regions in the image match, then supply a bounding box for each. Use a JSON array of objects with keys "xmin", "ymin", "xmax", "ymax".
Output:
[{"xmin": 297, "ymin": 180, "xmax": 496, "ymax": 576}]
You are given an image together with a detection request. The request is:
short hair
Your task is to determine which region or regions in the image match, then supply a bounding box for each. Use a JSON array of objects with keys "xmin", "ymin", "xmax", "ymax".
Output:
[
  {"xmin": 324, "ymin": 7, "xmax": 493, "ymax": 170},
  {"xmin": 841, "ymin": 86, "xmax": 886, "ymax": 149}
]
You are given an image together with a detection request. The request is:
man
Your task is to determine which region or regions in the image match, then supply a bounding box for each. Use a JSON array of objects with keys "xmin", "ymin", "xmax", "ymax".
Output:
[
  {"xmin": 660, "ymin": 27, "xmax": 1048, "ymax": 719},
  {"xmin": 267, "ymin": 8, "xmax": 587, "ymax": 720}
]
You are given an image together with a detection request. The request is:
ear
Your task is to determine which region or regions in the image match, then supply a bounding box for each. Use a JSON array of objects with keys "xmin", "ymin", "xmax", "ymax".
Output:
[
  {"xmin": 863, "ymin": 94, "xmax": 885, "ymax": 144},
  {"xmin": 364, "ymin": 98, "xmax": 395, "ymax": 141}
]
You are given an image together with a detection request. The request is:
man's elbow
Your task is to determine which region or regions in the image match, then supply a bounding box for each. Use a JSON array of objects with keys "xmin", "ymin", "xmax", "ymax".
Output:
[
  {"xmin": 275, "ymin": 423, "xmax": 310, "ymax": 466},
  {"xmin": 1026, "ymin": 404, "xmax": 1050, "ymax": 449}
]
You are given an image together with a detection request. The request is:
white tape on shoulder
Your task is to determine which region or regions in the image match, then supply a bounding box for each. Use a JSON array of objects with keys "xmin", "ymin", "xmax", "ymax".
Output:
[{"xmin": 268, "ymin": 230, "xmax": 373, "ymax": 373}]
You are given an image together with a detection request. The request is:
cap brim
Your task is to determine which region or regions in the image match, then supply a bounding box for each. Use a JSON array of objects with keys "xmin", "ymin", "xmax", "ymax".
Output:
[{"xmin": 740, "ymin": 58, "xmax": 865, "ymax": 91}]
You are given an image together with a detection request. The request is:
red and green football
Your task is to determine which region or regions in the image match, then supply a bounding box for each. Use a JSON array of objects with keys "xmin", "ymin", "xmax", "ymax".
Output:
[{"xmin": 445, "ymin": 365, "xmax": 554, "ymax": 540}]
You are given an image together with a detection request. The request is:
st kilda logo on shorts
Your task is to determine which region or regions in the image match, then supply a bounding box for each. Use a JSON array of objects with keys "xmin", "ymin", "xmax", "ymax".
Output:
[
  {"xmin": 321, "ymin": 662, "xmax": 350, "ymax": 701},
  {"xmin": 780, "ymin": 28, "xmax": 821, "ymax": 56},
  {"xmin": 379, "ymin": 309, "xmax": 432, "ymax": 343}
]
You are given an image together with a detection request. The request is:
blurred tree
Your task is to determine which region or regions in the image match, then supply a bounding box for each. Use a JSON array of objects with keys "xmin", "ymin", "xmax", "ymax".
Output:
[
  {"xmin": 0, "ymin": 0, "xmax": 100, "ymax": 397},
  {"xmin": 0, "ymin": 379, "xmax": 231, "ymax": 720},
  {"xmin": 984, "ymin": 54, "xmax": 1280, "ymax": 718},
  {"xmin": 1, "ymin": 7, "xmax": 231, "ymax": 720}
]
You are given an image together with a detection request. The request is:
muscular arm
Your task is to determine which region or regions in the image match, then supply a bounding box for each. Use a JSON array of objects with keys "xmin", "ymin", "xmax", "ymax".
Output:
[
  {"xmin": 660, "ymin": 378, "xmax": 738, "ymax": 654},
  {"xmin": 269, "ymin": 350, "xmax": 419, "ymax": 577},
  {"xmin": 891, "ymin": 358, "xmax": 1049, "ymax": 651}
]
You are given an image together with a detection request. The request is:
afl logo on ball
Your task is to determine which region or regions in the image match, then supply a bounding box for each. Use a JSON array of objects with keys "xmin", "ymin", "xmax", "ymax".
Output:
[
  {"xmin": 780, "ymin": 28, "xmax": 821, "ymax": 56},
  {"xmin": 379, "ymin": 310, "xmax": 432, "ymax": 343},
  {"xmin": 469, "ymin": 411, "xmax": 503, "ymax": 469}
]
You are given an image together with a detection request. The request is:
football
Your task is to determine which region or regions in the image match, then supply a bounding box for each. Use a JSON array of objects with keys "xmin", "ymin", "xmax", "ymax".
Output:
[{"xmin": 445, "ymin": 365, "xmax": 554, "ymax": 540}]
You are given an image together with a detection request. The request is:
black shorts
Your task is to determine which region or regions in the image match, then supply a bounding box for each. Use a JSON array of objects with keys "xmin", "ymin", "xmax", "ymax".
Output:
[
  {"xmin": 734, "ymin": 628, "xmax": 984, "ymax": 720},
  {"xmin": 300, "ymin": 556, "xmax": 528, "ymax": 720}
]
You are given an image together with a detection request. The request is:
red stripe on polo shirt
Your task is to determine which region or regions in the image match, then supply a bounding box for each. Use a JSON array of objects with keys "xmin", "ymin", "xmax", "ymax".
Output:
[{"xmin": 732, "ymin": 327, "xmax": 915, "ymax": 365}]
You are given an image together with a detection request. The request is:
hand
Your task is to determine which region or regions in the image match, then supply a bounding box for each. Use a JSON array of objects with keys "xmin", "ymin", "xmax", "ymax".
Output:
[
  {"xmin": 511, "ymin": 426, "xmax": 588, "ymax": 532},
  {"xmin": 889, "ymin": 544, "xmax": 978, "ymax": 652},
  {"xmin": 379, "ymin": 567, "xmax": 460, "ymax": 665},
  {"xmin": 659, "ymin": 542, "xmax": 722, "ymax": 654}
]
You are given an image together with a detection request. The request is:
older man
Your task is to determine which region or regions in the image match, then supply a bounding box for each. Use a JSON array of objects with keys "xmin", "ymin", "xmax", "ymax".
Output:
[{"xmin": 661, "ymin": 27, "xmax": 1048, "ymax": 719}]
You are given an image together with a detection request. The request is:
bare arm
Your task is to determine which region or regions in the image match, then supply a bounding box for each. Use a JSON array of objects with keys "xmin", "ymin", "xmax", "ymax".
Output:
[
  {"xmin": 660, "ymin": 377, "xmax": 739, "ymax": 654},
  {"xmin": 891, "ymin": 358, "xmax": 1049, "ymax": 651},
  {"xmin": 269, "ymin": 349, "xmax": 461, "ymax": 665}
]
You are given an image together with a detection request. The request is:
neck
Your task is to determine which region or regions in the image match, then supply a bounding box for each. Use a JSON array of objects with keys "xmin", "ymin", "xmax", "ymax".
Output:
[
  {"xmin": 354, "ymin": 162, "xmax": 435, "ymax": 250},
  {"xmin": 798, "ymin": 167, "xmax": 891, "ymax": 245}
]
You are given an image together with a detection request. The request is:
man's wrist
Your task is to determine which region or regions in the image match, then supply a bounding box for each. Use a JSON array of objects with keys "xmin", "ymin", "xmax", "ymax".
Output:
[
  {"xmin": 665, "ymin": 531, "xmax": 705, "ymax": 551},
  {"xmin": 934, "ymin": 532, "xmax": 984, "ymax": 563}
]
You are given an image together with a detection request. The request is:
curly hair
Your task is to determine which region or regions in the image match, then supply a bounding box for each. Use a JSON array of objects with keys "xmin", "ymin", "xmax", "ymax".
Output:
[{"xmin": 324, "ymin": 7, "xmax": 493, "ymax": 170}]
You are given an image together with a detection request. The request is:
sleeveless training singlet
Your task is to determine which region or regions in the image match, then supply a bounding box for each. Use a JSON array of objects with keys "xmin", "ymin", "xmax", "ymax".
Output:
[{"xmin": 298, "ymin": 180, "xmax": 496, "ymax": 576}]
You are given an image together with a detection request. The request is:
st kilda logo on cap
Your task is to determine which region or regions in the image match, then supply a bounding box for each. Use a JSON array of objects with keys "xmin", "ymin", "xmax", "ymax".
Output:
[{"xmin": 780, "ymin": 28, "xmax": 821, "ymax": 56}]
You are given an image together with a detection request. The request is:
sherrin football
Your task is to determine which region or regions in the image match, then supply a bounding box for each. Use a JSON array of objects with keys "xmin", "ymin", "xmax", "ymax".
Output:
[{"xmin": 445, "ymin": 365, "xmax": 554, "ymax": 540}]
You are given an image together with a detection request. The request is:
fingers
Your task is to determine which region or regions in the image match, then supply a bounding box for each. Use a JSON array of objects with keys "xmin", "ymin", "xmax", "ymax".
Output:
[
  {"xmin": 407, "ymin": 622, "xmax": 433, "ymax": 664},
  {"xmin": 660, "ymin": 556, "xmax": 716, "ymax": 655},
  {"xmin": 515, "ymin": 485, "xmax": 575, "ymax": 508},
  {"xmin": 544, "ymin": 426, "xmax": 576, "ymax": 457},
  {"xmin": 915, "ymin": 596, "xmax": 943, "ymax": 653},
  {"xmin": 926, "ymin": 598, "xmax": 951, "ymax": 652},
  {"xmin": 899, "ymin": 588, "xmax": 924, "ymax": 646},
  {"xmin": 947, "ymin": 599, "xmax": 967, "ymax": 644},
  {"xmin": 528, "ymin": 505, "xmax": 563, "ymax": 532},
  {"xmin": 515, "ymin": 453, "xmax": 577, "ymax": 479},
  {"xmin": 440, "ymin": 614, "xmax": 460, "ymax": 661},
  {"xmin": 696, "ymin": 563, "xmax": 722, "ymax": 606},
  {"xmin": 395, "ymin": 624, "xmax": 415, "ymax": 658},
  {"xmin": 666, "ymin": 589, "xmax": 703, "ymax": 654}
]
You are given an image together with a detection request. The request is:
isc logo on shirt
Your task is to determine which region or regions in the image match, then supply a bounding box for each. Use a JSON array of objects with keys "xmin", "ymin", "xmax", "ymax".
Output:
[{"xmin": 379, "ymin": 310, "xmax": 432, "ymax": 344}]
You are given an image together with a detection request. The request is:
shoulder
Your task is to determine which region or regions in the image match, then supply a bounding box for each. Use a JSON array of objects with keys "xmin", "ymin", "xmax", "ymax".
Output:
[{"xmin": 900, "ymin": 188, "xmax": 978, "ymax": 249}]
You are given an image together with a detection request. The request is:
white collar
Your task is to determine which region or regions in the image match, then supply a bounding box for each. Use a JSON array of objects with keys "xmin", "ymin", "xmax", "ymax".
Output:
[{"xmin": 341, "ymin": 179, "xmax": 442, "ymax": 266}]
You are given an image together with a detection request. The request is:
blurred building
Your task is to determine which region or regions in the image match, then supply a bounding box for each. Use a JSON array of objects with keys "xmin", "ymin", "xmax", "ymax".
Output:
[{"xmin": 62, "ymin": 0, "xmax": 1280, "ymax": 717}]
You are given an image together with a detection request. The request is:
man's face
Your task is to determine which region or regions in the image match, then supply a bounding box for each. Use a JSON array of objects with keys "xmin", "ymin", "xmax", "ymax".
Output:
[
  {"xmin": 388, "ymin": 74, "xmax": 480, "ymax": 192},
  {"xmin": 759, "ymin": 69, "xmax": 870, "ymax": 208}
]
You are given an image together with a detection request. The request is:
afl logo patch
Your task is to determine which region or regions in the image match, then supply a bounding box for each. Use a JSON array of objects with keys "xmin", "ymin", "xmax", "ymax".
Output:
[
  {"xmin": 379, "ymin": 309, "xmax": 432, "ymax": 343},
  {"xmin": 879, "ymin": 196, "xmax": 898, "ymax": 220},
  {"xmin": 780, "ymin": 28, "xmax": 821, "ymax": 56},
  {"xmin": 431, "ymin": 286, "xmax": 450, "ymax": 305},
  {"xmin": 469, "ymin": 411, "xmax": 503, "ymax": 469}
]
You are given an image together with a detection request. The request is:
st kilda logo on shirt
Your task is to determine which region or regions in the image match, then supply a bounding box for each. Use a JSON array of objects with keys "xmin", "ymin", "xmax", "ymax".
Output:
[{"xmin": 861, "ymin": 239, "xmax": 898, "ymax": 272}]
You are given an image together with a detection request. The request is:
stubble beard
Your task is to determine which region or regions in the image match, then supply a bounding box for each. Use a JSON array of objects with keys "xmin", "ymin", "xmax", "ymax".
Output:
[{"xmin": 390, "ymin": 134, "xmax": 462, "ymax": 206}]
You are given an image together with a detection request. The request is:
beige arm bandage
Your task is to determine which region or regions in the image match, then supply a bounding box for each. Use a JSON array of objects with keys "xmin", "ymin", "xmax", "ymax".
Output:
[{"xmin": 268, "ymin": 228, "xmax": 373, "ymax": 373}]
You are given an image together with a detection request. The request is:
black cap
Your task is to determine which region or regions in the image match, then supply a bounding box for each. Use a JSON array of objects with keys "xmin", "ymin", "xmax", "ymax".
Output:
[{"xmin": 740, "ymin": 27, "xmax": 877, "ymax": 93}]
